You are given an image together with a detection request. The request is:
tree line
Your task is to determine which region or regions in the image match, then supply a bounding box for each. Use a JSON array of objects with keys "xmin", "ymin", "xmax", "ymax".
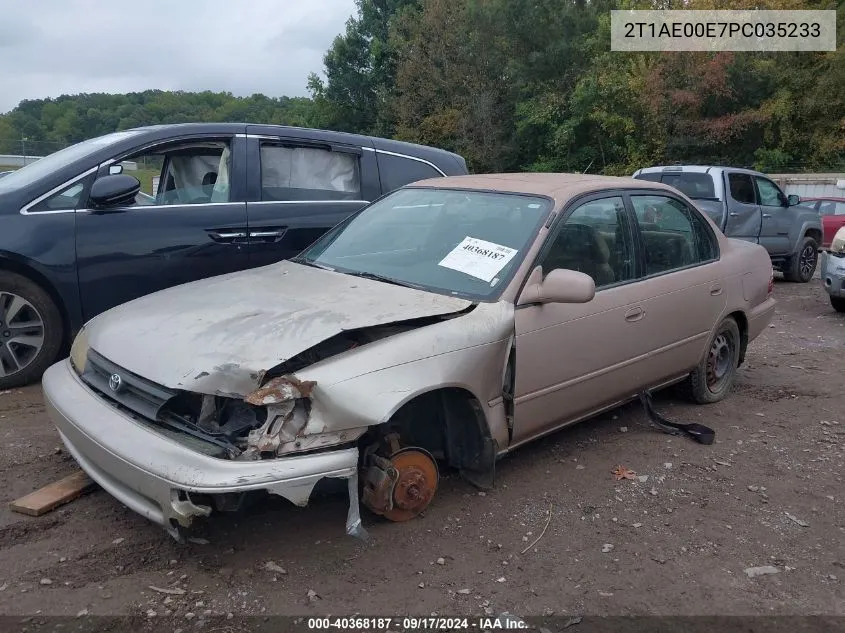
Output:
[{"xmin": 2, "ymin": 0, "xmax": 843, "ymax": 175}]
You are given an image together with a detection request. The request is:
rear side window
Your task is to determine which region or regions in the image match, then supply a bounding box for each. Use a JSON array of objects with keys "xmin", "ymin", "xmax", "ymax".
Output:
[
  {"xmin": 728, "ymin": 173, "xmax": 756, "ymax": 204},
  {"xmin": 260, "ymin": 144, "xmax": 361, "ymax": 201},
  {"xmin": 377, "ymin": 153, "xmax": 443, "ymax": 193},
  {"xmin": 631, "ymin": 195, "xmax": 717, "ymax": 275}
]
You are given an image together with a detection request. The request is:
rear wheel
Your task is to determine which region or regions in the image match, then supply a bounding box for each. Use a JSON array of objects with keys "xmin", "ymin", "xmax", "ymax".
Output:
[
  {"xmin": 782, "ymin": 236, "xmax": 818, "ymax": 283},
  {"xmin": 0, "ymin": 272, "xmax": 64, "ymax": 389},
  {"xmin": 831, "ymin": 296, "xmax": 845, "ymax": 313},
  {"xmin": 683, "ymin": 317, "xmax": 741, "ymax": 404}
]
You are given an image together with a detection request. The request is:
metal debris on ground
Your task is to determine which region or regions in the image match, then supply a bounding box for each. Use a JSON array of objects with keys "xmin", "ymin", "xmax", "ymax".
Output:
[
  {"xmin": 264, "ymin": 562, "xmax": 287, "ymax": 574},
  {"xmin": 784, "ymin": 512, "xmax": 809, "ymax": 527},
  {"xmin": 612, "ymin": 465, "xmax": 637, "ymax": 481},
  {"xmin": 521, "ymin": 503, "xmax": 552, "ymax": 554},
  {"xmin": 148, "ymin": 586, "xmax": 186, "ymax": 595},
  {"xmin": 744, "ymin": 566, "xmax": 780, "ymax": 578}
]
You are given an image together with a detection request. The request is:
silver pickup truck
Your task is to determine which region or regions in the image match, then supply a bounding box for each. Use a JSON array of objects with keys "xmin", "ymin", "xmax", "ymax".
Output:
[{"xmin": 633, "ymin": 165, "xmax": 822, "ymax": 283}]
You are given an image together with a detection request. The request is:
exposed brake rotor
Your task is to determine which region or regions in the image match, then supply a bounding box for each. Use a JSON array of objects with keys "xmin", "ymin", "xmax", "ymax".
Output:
[{"xmin": 362, "ymin": 439, "xmax": 439, "ymax": 522}]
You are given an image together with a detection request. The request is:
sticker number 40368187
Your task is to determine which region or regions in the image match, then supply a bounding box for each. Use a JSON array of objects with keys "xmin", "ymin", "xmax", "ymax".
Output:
[{"xmin": 437, "ymin": 236, "xmax": 518, "ymax": 283}]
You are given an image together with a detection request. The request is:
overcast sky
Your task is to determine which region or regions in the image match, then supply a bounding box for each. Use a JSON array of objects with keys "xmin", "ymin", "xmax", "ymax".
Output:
[{"xmin": 0, "ymin": 0, "xmax": 357, "ymax": 113}]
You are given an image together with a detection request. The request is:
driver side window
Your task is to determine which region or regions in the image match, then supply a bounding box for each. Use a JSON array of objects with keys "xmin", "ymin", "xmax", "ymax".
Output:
[
  {"xmin": 755, "ymin": 176, "xmax": 784, "ymax": 208},
  {"xmin": 539, "ymin": 196, "xmax": 636, "ymax": 290},
  {"xmin": 118, "ymin": 140, "xmax": 232, "ymax": 206}
]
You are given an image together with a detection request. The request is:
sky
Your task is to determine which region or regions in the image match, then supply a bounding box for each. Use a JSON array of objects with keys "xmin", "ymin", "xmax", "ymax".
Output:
[{"xmin": 0, "ymin": 0, "xmax": 358, "ymax": 113}]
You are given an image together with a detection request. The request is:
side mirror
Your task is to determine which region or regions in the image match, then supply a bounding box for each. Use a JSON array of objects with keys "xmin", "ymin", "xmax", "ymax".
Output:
[
  {"xmin": 517, "ymin": 268, "xmax": 596, "ymax": 306},
  {"xmin": 787, "ymin": 194, "xmax": 800, "ymax": 207},
  {"xmin": 89, "ymin": 174, "xmax": 141, "ymax": 209}
]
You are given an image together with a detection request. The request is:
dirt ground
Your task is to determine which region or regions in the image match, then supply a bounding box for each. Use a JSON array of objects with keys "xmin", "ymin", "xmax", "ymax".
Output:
[{"xmin": 0, "ymin": 275, "xmax": 842, "ymax": 623}]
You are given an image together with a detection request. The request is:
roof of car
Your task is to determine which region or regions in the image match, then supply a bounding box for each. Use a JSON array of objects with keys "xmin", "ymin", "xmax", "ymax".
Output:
[{"xmin": 409, "ymin": 172, "xmax": 679, "ymax": 204}]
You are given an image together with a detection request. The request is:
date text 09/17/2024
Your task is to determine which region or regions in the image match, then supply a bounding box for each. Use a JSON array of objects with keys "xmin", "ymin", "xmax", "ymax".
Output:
[{"xmin": 307, "ymin": 617, "xmax": 529, "ymax": 631}]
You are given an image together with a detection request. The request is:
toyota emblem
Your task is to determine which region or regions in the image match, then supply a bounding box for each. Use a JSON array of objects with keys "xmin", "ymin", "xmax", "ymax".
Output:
[{"xmin": 108, "ymin": 373, "xmax": 123, "ymax": 392}]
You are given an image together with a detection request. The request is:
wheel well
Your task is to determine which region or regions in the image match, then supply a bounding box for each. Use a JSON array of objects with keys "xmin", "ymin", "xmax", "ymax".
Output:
[
  {"xmin": 375, "ymin": 388, "xmax": 492, "ymax": 472},
  {"xmin": 805, "ymin": 228, "xmax": 822, "ymax": 244},
  {"xmin": 0, "ymin": 258, "xmax": 71, "ymax": 348},
  {"xmin": 728, "ymin": 310, "xmax": 749, "ymax": 365}
]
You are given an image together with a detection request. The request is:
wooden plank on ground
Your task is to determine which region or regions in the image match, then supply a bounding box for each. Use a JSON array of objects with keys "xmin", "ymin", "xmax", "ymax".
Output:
[{"xmin": 9, "ymin": 470, "xmax": 96, "ymax": 517}]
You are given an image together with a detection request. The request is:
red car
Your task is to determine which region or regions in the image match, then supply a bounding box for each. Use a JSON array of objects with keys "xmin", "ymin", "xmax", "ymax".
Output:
[{"xmin": 800, "ymin": 197, "xmax": 845, "ymax": 249}]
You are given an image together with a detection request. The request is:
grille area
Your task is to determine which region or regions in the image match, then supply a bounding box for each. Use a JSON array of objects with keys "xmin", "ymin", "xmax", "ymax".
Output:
[{"xmin": 80, "ymin": 350, "xmax": 178, "ymax": 422}]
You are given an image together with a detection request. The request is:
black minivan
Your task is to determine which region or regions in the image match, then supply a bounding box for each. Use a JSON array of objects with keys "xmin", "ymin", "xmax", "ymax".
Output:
[{"xmin": 0, "ymin": 123, "xmax": 469, "ymax": 388}]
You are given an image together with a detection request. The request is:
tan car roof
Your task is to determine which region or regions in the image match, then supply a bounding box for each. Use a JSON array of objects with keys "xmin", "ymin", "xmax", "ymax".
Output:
[{"xmin": 410, "ymin": 173, "xmax": 679, "ymax": 206}]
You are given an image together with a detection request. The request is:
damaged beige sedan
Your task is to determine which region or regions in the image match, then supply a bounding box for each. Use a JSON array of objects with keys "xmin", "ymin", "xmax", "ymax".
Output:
[{"xmin": 42, "ymin": 174, "xmax": 776, "ymax": 540}]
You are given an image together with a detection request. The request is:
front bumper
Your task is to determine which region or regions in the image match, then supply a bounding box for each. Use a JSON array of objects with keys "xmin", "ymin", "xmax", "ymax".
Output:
[
  {"xmin": 821, "ymin": 251, "xmax": 845, "ymax": 298},
  {"xmin": 42, "ymin": 359, "xmax": 359, "ymax": 538}
]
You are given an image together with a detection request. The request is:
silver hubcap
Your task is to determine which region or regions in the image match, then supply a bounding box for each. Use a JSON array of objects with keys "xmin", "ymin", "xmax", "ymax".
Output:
[
  {"xmin": 0, "ymin": 292, "xmax": 45, "ymax": 378},
  {"xmin": 799, "ymin": 245, "xmax": 816, "ymax": 279},
  {"xmin": 705, "ymin": 332, "xmax": 733, "ymax": 392}
]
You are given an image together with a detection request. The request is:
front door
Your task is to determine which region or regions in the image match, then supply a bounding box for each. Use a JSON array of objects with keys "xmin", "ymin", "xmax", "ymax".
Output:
[
  {"xmin": 75, "ymin": 135, "xmax": 250, "ymax": 320},
  {"xmin": 512, "ymin": 195, "xmax": 646, "ymax": 444},
  {"xmin": 755, "ymin": 175, "xmax": 792, "ymax": 255},
  {"xmin": 244, "ymin": 129, "xmax": 380, "ymax": 268}
]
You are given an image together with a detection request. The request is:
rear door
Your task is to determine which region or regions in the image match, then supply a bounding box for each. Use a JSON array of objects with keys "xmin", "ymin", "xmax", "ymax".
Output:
[
  {"xmin": 723, "ymin": 172, "xmax": 762, "ymax": 242},
  {"xmin": 75, "ymin": 133, "xmax": 250, "ymax": 320},
  {"xmin": 755, "ymin": 175, "xmax": 792, "ymax": 254},
  {"xmin": 244, "ymin": 129, "xmax": 378, "ymax": 268},
  {"xmin": 626, "ymin": 191, "xmax": 726, "ymax": 383}
]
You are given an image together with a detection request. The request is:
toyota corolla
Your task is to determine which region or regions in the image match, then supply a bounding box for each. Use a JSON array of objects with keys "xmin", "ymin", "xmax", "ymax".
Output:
[{"xmin": 42, "ymin": 173, "xmax": 776, "ymax": 540}]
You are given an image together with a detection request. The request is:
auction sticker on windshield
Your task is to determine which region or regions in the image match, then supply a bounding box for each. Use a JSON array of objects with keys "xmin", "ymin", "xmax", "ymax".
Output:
[{"xmin": 438, "ymin": 236, "xmax": 518, "ymax": 282}]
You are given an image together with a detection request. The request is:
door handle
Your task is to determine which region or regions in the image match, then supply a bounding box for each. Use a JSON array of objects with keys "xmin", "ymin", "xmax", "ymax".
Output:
[
  {"xmin": 206, "ymin": 229, "xmax": 247, "ymax": 243},
  {"xmin": 729, "ymin": 212, "xmax": 739, "ymax": 217},
  {"xmin": 762, "ymin": 213, "xmax": 772, "ymax": 218},
  {"xmin": 248, "ymin": 230, "xmax": 286, "ymax": 238},
  {"xmin": 624, "ymin": 307, "xmax": 645, "ymax": 322},
  {"xmin": 710, "ymin": 284, "xmax": 723, "ymax": 296}
]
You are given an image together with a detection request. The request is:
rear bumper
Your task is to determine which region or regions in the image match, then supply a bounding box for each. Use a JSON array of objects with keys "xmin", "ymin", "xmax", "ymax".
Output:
[
  {"xmin": 42, "ymin": 359, "xmax": 358, "ymax": 536},
  {"xmin": 747, "ymin": 296, "xmax": 776, "ymax": 343},
  {"xmin": 821, "ymin": 252, "xmax": 845, "ymax": 298}
]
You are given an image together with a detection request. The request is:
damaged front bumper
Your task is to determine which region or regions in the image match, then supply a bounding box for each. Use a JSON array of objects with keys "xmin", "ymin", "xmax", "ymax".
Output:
[{"xmin": 42, "ymin": 359, "xmax": 364, "ymax": 540}]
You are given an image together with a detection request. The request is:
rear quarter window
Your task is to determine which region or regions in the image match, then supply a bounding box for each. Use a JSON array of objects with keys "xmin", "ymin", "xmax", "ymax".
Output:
[{"xmin": 377, "ymin": 153, "xmax": 444, "ymax": 193}]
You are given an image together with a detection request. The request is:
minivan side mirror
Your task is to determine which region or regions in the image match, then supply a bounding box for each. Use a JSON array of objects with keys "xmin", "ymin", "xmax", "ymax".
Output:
[
  {"xmin": 517, "ymin": 268, "xmax": 596, "ymax": 306},
  {"xmin": 786, "ymin": 194, "xmax": 800, "ymax": 206},
  {"xmin": 89, "ymin": 174, "xmax": 141, "ymax": 209}
]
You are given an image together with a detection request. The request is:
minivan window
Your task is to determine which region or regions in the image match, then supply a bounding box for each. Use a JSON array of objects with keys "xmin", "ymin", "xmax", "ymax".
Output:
[
  {"xmin": 0, "ymin": 131, "xmax": 144, "ymax": 191},
  {"xmin": 260, "ymin": 144, "xmax": 361, "ymax": 201},
  {"xmin": 377, "ymin": 153, "xmax": 444, "ymax": 192}
]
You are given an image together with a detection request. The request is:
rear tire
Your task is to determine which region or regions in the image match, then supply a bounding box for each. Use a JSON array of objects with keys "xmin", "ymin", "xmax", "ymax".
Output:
[
  {"xmin": 782, "ymin": 236, "xmax": 818, "ymax": 283},
  {"xmin": 0, "ymin": 272, "xmax": 64, "ymax": 389},
  {"xmin": 683, "ymin": 317, "xmax": 741, "ymax": 404},
  {"xmin": 831, "ymin": 296, "xmax": 845, "ymax": 313}
]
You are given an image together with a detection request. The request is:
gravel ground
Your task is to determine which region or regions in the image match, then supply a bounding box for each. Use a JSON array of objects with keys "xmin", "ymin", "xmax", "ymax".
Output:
[{"xmin": 0, "ymin": 276, "xmax": 842, "ymax": 623}]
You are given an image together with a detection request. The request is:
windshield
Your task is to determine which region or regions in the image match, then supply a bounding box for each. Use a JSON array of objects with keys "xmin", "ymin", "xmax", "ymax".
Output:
[
  {"xmin": 0, "ymin": 130, "xmax": 144, "ymax": 191},
  {"xmin": 296, "ymin": 187, "xmax": 552, "ymax": 301}
]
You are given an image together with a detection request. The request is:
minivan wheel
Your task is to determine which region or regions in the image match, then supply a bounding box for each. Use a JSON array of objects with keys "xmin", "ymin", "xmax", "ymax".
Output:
[
  {"xmin": 782, "ymin": 236, "xmax": 818, "ymax": 283},
  {"xmin": 831, "ymin": 296, "xmax": 845, "ymax": 313},
  {"xmin": 0, "ymin": 272, "xmax": 64, "ymax": 389},
  {"xmin": 683, "ymin": 317, "xmax": 741, "ymax": 404}
]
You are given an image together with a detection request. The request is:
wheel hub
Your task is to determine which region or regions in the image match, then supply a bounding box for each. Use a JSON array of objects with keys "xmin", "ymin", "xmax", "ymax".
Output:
[
  {"xmin": 362, "ymin": 445, "xmax": 439, "ymax": 522},
  {"xmin": 706, "ymin": 332, "xmax": 734, "ymax": 390}
]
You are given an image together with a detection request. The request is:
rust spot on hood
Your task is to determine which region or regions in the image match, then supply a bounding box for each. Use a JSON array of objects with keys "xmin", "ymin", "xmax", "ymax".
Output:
[{"xmin": 244, "ymin": 375, "xmax": 317, "ymax": 406}]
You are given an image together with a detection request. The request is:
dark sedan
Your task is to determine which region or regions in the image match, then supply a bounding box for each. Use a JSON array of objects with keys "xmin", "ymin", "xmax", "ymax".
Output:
[{"xmin": 0, "ymin": 123, "xmax": 468, "ymax": 388}]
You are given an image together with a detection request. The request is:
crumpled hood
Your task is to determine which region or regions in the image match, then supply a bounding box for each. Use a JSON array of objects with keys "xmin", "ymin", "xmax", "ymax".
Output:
[{"xmin": 86, "ymin": 261, "xmax": 472, "ymax": 396}]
